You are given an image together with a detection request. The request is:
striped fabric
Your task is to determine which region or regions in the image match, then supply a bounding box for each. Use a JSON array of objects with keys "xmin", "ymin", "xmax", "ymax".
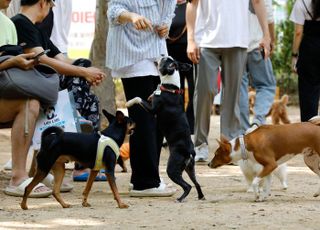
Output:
[{"xmin": 106, "ymin": 0, "xmax": 176, "ymax": 70}]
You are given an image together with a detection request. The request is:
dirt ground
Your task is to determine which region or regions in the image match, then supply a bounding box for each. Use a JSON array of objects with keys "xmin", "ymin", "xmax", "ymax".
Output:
[{"xmin": 1, "ymin": 106, "xmax": 320, "ymax": 230}]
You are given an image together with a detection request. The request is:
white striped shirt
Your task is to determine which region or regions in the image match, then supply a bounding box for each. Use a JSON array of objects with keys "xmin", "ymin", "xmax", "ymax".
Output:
[{"xmin": 106, "ymin": 0, "xmax": 176, "ymax": 70}]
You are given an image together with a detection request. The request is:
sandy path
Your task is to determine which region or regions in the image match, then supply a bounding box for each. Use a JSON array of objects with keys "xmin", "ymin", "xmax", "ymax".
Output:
[{"xmin": 1, "ymin": 107, "xmax": 320, "ymax": 230}]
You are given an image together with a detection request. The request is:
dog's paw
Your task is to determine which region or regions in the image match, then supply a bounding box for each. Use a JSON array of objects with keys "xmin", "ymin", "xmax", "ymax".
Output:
[
  {"xmin": 119, "ymin": 203, "xmax": 129, "ymax": 209},
  {"xmin": 125, "ymin": 97, "xmax": 142, "ymax": 107},
  {"xmin": 62, "ymin": 203, "xmax": 71, "ymax": 208},
  {"xmin": 282, "ymin": 182, "xmax": 288, "ymax": 190},
  {"xmin": 20, "ymin": 202, "xmax": 28, "ymax": 210},
  {"xmin": 82, "ymin": 201, "xmax": 91, "ymax": 207}
]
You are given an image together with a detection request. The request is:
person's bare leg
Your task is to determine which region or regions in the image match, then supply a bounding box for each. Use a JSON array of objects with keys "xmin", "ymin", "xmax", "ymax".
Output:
[{"xmin": 0, "ymin": 99, "xmax": 40, "ymax": 186}]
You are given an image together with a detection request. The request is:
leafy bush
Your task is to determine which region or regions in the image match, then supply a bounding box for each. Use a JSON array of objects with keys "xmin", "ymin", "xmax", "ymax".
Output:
[{"xmin": 272, "ymin": 0, "xmax": 299, "ymax": 104}]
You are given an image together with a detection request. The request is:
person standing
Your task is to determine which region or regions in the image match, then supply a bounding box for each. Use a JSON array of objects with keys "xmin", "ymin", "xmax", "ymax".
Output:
[
  {"xmin": 186, "ymin": 0, "xmax": 271, "ymax": 162},
  {"xmin": 290, "ymin": 0, "xmax": 320, "ymax": 122},
  {"xmin": 166, "ymin": 0, "xmax": 195, "ymax": 134},
  {"xmin": 106, "ymin": 0, "xmax": 177, "ymax": 196},
  {"xmin": 240, "ymin": 0, "xmax": 276, "ymax": 133},
  {"xmin": 50, "ymin": 0, "xmax": 72, "ymax": 56}
]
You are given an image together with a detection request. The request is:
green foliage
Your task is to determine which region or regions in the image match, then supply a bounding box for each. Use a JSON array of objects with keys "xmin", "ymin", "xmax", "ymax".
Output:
[{"xmin": 272, "ymin": 0, "xmax": 298, "ymax": 103}]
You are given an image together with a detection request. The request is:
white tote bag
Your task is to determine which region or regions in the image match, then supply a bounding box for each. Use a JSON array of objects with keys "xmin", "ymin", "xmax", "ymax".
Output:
[{"xmin": 32, "ymin": 89, "xmax": 80, "ymax": 150}]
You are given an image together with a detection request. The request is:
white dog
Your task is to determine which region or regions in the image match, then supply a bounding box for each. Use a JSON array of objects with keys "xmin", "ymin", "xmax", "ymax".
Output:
[{"xmin": 238, "ymin": 160, "xmax": 288, "ymax": 193}]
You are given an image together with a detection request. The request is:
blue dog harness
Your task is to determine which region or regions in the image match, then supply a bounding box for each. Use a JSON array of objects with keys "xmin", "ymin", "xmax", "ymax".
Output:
[{"xmin": 93, "ymin": 135, "xmax": 120, "ymax": 171}]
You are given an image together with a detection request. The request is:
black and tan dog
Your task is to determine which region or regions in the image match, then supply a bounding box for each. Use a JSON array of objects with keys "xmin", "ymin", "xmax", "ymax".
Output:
[
  {"xmin": 21, "ymin": 110, "xmax": 135, "ymax": 210},
  {"xmin": 126, "ymin": 56, "xmax": 205, "ymax": 202}
]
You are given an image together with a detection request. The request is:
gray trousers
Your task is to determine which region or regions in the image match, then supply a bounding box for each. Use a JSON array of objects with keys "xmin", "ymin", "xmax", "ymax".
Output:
[{"xmin": 193, "ymin": 47, "xmax": 247, "ymax": 145}]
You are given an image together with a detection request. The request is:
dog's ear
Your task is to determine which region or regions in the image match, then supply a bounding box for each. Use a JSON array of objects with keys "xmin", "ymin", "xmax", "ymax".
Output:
[
  {"xmin": 102, "ymin": 109, "xmax": 115, "ymax": 123},
  {"xmin": 177, "ymin": 62, "xmax": 192, "ymax": 72},
  {"xmin": 281, "ymin": 94, "xmax": 289, "ymax": 105},
  {"xmin": 165, "ymin": 61, "xmax": 178, "ymax": 75},
  {"xmin": 115, "ymin": 111, "xmax": 125, "ymax": 124}
]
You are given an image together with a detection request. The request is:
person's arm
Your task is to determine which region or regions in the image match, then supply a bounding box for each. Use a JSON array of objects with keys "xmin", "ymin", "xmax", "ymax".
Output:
[
  {"xmin": 265, "ymin": 0, "xmax": 275, "ymax": 53},
  {"xmin": 291, "ymin": 23, "xmax": 303, "ymax": 72},
  {"xmin": 24, "ymin": 46, "xmax": 105, "ymax": 86},
  {"xmin": 186, "ymin": 0, "xmax": 200, "ymax": 64},
  {"xmin": 118, "ymin": 11, "xmax": 153, "ymax": 31},
  {"xmin": 155, "ymin": 1, "xmax": 176, "ymax": 38},
  {"xmin": 0, "ymin": 53, "xmax": 35, "ymax": 71},
  {"xmin": 108, "ymin": 0, "xmax": 152, "ymax": 30},
  {"xmin": 268, "ymin": 23, "xmax": 275, "ymax": 51},
  {"xmin": 252, "ymin": 0, "xmax": 271, "ymax": 59}
]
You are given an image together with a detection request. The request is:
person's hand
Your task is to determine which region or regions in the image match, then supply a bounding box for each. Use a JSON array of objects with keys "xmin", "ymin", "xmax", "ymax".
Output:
[
  {"xmin": 130, "ymin": 13, "xmax": 153, "ymax": 31},
  {"xmin": 187, "ymin": 40, "xmax": 200, "ymax": 64},
  {"xmin": 259, "ymin": 35, "xmax": 271, "ymax": 59},
  {"xmin": 82, "ymin": 66, "xmax": 106, "ymax": 86},
  {"xmin": 291, "ymin": 57, "xmax": 298, "ymax": 73},
  {"xmin": 269, "ymin": 42, "xmax": 275, "ymax": 57},
  {"xmin": 11, "ymin": 53, "xmax": 35, "ymax": 70},
  {"xmin": 154, "ymin": 24, "xmax": 169, "ymax": 38}
]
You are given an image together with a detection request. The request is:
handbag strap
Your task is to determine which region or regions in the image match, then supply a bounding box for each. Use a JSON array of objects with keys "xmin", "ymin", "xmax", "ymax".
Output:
[
  {"xmin": 302, "ymin": 0, "xmax": 314, "ymax": 20},
  {"xmin": 167, "ymin": 25, "xmax": 187, "ymax": 43},
  {"xmin": 25, "ymin": 99, "xmax": 29, "ymax": 136}
]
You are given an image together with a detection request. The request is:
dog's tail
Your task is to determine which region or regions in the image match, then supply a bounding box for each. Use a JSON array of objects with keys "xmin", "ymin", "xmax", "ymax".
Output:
[
  {"xmin": 308, "ymin": 116, "xmax": 320, "ymax": 126},
  {"xmin": 280, "ymin": 94, "xmax": 289, "ymax": 105},
  {"xmin": 41, "ymin": 126, "xmax": 64, "ymax": 150}
]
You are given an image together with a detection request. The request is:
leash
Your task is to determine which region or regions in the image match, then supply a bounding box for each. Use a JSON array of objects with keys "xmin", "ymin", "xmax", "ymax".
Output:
[
  {"xmin": 24, "ymin": 99, "xmax": 29, "ymax": 136},
  {"xmin": 239, "ymin": 135, "xmax": 248, "ymax": 160},
  {"xmin": 160, "ymin": 85, "xmax": 183, "ymax": 94}
]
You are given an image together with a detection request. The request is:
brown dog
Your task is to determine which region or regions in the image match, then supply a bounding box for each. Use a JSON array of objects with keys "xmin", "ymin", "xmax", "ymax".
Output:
[
  {"xmin": 209, "ymin": 116, "xmax": 320, "ymax": 202},
  {"xmin": 266, "ymin": 94, "xmax": 290, "ymax": 125}
]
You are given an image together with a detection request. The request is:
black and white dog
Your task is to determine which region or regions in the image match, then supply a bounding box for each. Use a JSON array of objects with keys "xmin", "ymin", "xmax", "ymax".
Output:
[{"xmin": 126, "ymin": 56, "xmax": 205, "ymax": 202}]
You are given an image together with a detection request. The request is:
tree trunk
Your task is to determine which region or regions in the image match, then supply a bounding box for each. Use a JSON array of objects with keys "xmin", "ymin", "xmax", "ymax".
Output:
[{"xmin": 90, "ymin": 0, "xmax": 116, "ymax": 121}]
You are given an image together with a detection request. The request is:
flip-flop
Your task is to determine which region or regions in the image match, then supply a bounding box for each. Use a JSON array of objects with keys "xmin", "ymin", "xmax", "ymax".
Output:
[
  {"xmin": 4, "ymin": 178, "xmax": 52, "ymax": 198},
  {"xmin": 73, "ymin": 170, "xmax": 107, "ymax": 182},
  {"xmin": 73, "ymin": 171, "xmax": 90, "ymax": 182},
  {"xmin": 96, "ymin": 170, "xmax": 108, "ymax": 181},
  {"xmin": 42, "ymin": 174, "xmax": 74, "ymax": 192}
]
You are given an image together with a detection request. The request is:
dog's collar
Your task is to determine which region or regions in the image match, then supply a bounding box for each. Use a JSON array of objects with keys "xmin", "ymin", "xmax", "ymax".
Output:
[
  {"xmin": 93, "ymin": 135, "xmax": 120, "ymax": 171},
  {"xmin": 239, "ymin": 135, "xmax": 248, "ymax": 160},
  {"xmin": 160, "ymin": 85, "xmax": 183, "ymax": 95}
]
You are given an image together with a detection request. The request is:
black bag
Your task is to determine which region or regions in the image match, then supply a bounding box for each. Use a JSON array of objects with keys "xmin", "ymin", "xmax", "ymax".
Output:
[
  {"xmin": 0, "ymin": 55, "xmax": 59, "ymax": 106},
  {"xmin": 0, "ymin": 44, "xmax": 23, "ymax": 56}
]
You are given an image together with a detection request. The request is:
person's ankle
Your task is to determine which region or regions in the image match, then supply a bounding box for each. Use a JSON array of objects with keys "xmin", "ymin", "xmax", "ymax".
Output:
[{"xmin": 10, "ymin": 175, "xmax": 28, "ymax": 186}]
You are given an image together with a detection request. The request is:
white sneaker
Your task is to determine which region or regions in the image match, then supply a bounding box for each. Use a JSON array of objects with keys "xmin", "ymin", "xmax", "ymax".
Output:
[
  {"xmin": 129, "ymin": 178, "xmax": 173, "ymax": 192},
  {"xmin": 129, "ymin": 182, "xmax": 176, "ymax": 197},
  {"xmin": 194, "ymin": 143, "xmax": 209, "ymax": 162},
  {"xmin": 3, "ymin": 159, "xmax": 12, "ymax": 170},
  {"xmin": 245, "ymin": 124, "xmax": 259, "ymax": 134}
]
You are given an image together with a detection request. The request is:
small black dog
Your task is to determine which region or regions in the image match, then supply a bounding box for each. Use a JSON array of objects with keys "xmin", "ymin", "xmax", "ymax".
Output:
[
  {"xmin": 21, "ymin": 110, "xmax": 135, "ymax": 210},
  {"xmin": 126, "ymin": 56, "xmax": 205, "ymax": 202}
]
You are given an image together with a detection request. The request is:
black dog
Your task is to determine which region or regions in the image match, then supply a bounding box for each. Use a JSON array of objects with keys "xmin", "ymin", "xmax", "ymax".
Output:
[
  {"xmin": 126, "ymin": 56, "xmax": 205, "ymax": 202},
  {"xmin": 21, "ymin": 110, "xmax": 135, "ymax": 210}
]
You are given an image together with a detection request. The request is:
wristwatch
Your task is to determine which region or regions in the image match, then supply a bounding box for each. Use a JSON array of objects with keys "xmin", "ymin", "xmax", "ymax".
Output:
[{"xmin": 292, "ymin": 52, "xmax": 298, "ymax": 57}]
